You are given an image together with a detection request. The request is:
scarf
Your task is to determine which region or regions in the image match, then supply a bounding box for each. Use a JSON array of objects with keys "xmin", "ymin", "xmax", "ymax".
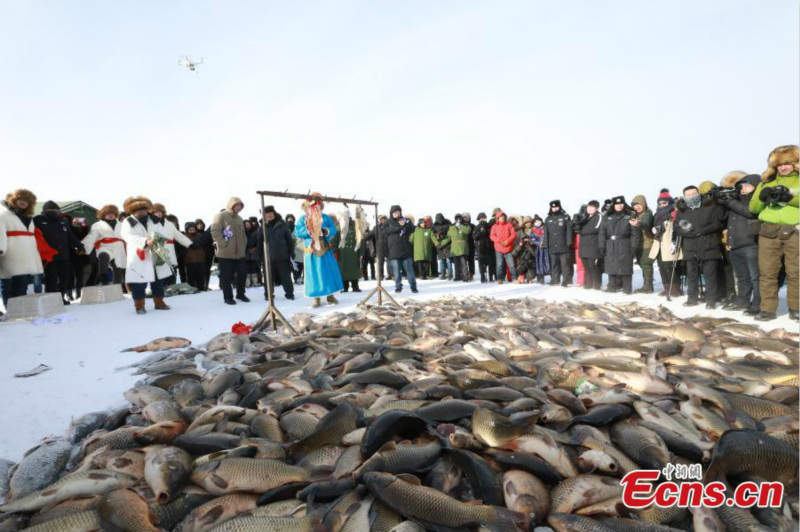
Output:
[{"xmin": 685, "ymin": 195, "xmax": 702, "ymax": 210}]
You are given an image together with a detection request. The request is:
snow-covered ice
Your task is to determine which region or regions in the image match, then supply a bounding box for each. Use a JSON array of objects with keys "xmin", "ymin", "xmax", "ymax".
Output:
[{"xmin": 0, "ymin": 270, "xmax": 794, "ymax": 462}]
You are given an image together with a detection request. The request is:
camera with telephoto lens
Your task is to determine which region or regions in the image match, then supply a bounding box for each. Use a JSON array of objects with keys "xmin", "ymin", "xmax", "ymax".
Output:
[{"xmin": 707, "ymin": 185, "xmax": 739, "ymax": 203}]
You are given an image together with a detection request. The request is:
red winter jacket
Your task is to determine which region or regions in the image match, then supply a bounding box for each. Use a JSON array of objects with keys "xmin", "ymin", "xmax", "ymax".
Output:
[{"xmin": 490, "ymin": 220, "xmax": 516, "ymax": 253}]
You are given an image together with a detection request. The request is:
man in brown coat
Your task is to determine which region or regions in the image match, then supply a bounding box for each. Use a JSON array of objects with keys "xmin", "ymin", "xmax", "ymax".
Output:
[{"xmin": 211, "ymin": 197, "xmax": 249, "ymax": 304}]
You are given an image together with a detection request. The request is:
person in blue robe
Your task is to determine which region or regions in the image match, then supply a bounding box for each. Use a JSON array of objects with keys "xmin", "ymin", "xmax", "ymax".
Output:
[{"xmin": 295, "ymin": 194, "xmax": 344, "ymax": 307}]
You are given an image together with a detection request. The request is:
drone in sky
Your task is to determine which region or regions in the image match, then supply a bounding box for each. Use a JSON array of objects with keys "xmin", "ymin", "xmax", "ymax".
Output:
[{"xmin": 178, "ymin": 56, "xmax": 203, "ymax": 72}]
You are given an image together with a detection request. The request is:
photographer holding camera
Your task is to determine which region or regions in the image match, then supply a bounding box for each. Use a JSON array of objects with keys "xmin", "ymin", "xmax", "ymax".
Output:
[
  {"xmin": 716, "ymin": 171, "xmax": 761, "ymax": 315},
  {"xmin": 750, "ymin": 145, "xmax": 799, "ymax": 321},
  {"xmin": 674, "ymin": 185, "xmax": 725, "ymax": 308}
]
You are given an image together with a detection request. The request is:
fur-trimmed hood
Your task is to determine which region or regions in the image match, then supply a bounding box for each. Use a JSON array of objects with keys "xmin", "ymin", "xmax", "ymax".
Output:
[
  {"xmin": 763, "ymin": 145, "xmax": 799, "ymax": 182},
  {"xmin": 226, "ymin": 197, "xmax": 244, "ymax": 215},
  {"xmin": 720, "ymin": 171, "xmax": 747, "ymax": 188},
  {"xmin": 123, "ymin": 196, "xmax": 153, "ymax": 215},
  {"xmin": 5, "ymin": 189, "xmax": 36, "ymax": 217},
  {"xmin": 97, "ymin": 204, "xmax": 120, "ymax": 220},
  {"xmin": 151, "ymin": 203, "xmax": 167, "ymax": 216}
]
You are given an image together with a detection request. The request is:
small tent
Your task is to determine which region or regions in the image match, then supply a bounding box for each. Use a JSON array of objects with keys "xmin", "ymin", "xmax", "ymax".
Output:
[{"xmin": 33, "ymin": 200, "xmax": 99, "ymax": 225}]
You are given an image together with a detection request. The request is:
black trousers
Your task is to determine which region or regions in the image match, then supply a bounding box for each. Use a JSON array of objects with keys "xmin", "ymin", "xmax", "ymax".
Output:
[
  {"xmin": 292, "ymin": 261, "xmax": 304, "ymax": 284},
  {"xmin": 478, "ymin": 253, "xmax": 494, "ymax": 281},
  {"xmin": 218, "ymin": 258, "xmax": 247, "ymax": 300},
  {"xmin": 452, "ymin": 256, "xmax": 468, "ymax": 281},
  {"xmin": 414, "ymin": 260, "xmax": 430, "ymax": 280},
  {"xmin": 177, "ymin": 259, "xmax": 187, "ymax": 284},
  {"xmin": 582, "ymin": 257, "xmax": 602, "ymax": 289},
  {"xmin": 97, "ymin": 252, "xmax": 125, "ymax": 286},
  {"xmin": 203, "ymin": 254, "xmax": 214, "ymax": 290},
  {"xmin": 265, "ymin": 260, "xmax": 294, "ymax": 298},
  {"xmin": 685, "ymin": 258, "xmax": 718, "ymax": 303},
  {"xmin": 44, "ymin": 260, "xmax": 72, "ymax": 298},
  {"xmin": 361, "ymin": 257, "xmax": 375, "ymax": 280},
  {"xmin": 1, "ymin": 274, "xmax": 29, "ymax": 306},
  {"xmin": 186, "ymin": 263, "xmax": 205, "ymax": 290},
  {"xmin": 656, "ymin": 257, "xmax": 680, "ymax": 289},
  {"xmin": 467, "ymin": 252, "xmax": 475, "ymax": 278},
  {"xmin": 608, "ymin": 274, "xmax": 632, "ymax": 293},
  {"xmin": 377, "ymin": 256, "xmax": 389, "ymax": 280},
  {"xmin": 549, "ymin": 252, "xmax": 573, "ymax": 285}
]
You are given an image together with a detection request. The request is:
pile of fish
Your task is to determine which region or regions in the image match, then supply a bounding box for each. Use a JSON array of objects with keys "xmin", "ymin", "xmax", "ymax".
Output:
[{"xmin": 1, "ymin": 296, "xmax": 798, "ymax": 532}]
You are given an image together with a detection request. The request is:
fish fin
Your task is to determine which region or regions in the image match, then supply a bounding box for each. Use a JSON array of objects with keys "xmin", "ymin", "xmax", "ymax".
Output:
[
  {"xmin": 395, "ymin": 473, "xmax": 422, "ymax": 485},
  {"xmin": 377, "ymin": 441, "xmax": 398, "ymax": 453},
  {"xmin": 309, "ymin": 466, "xmax": 334, "ymax": 482},
  {"xmin": 487, "ymin": 508, "xmax": 527, "ymax": 532},
  {"xmin": 199, "ymin": 505, "xmax": 224, "ymax": 525}
]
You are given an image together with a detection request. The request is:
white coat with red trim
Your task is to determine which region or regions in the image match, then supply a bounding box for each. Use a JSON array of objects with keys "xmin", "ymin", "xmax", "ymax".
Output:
[
  {"xmin": 121, "ymin": 216, "xmax": 173, "ymax": 284},
  {"xmin": 82, "ymin": 220, "xmax": 127, "ymax": 266},
  {"xmin": 0, "ymin": 201, "xmax": 43, "ymax": 278},
  {"xmin": 151, "ymin": 219, "xmax": 192, "ymax": 266}
]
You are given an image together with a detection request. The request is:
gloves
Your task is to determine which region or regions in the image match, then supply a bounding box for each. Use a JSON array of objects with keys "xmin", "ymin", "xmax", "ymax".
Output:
[
  {"xmin": 678, "ymin": 219, "xmax": 694, "ymax": 233},
  {"xmin": 651, "ymin": 227, "xmax": 659, "ymax": 236},
  {"xmin": 670, "ymin": 243, "xmax": 677, "ymax": 255},
  {"xmin": 775, "ymin": 185, "xmax": 794, "ymax": 203},
  {"xmin": 189, "ymin": 242, "xmax": 200, "ymax": 249}
]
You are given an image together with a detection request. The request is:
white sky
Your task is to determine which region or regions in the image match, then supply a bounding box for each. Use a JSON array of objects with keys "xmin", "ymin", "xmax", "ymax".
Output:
[{"xmin": 1, "ymin": 1, "xmax": 797, "ymax": 225}]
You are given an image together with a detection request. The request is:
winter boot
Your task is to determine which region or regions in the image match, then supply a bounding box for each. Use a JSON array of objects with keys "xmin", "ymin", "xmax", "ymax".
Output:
[
  {"xmin": 312, "ymin": 297, "xmax": 321, "ymax": 308},
  {"xmin": 154, "ymin": 296, "xmax": 171, "ymax": 310},
  {"xmin": 755, "ymin": 311, "xmax": 776, "ymax": 322},
  {"xmin": 790, "ymin": 309, "xmax": 799, "ymax": 320},
  {"xmin": 352, "ymin": 280, "xmax": 361, "ymax": 292},
  {"xmin": 327, "ymin": 295, "xmax": 339, "ymax": 305},
  {"xmin": 134, "ymin": 299, "xmax": 147, "ymax": 315},
  {"xmin": 342, "ymin": 281, "xmax": 350, "ymax": 293}
]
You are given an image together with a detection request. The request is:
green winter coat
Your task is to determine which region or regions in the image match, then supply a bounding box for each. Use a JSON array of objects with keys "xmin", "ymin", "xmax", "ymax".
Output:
[
  {"xmin": 409, "ymin": 226, "xmax": 434, "ymax": 262},
  {"xmin": 750, "ymin": 172, "xmax": 800, "ymax": 225},
  {"xmin": 434, "ymin": 224, "xmax": 471, "ymax": 257},
  {"xmin": 631, "ymin": 194, "xmax": 654, "ymax": 248},
  {"xmin": 335, "ymin": 226, "xmax": 362, "ymax": 281}
]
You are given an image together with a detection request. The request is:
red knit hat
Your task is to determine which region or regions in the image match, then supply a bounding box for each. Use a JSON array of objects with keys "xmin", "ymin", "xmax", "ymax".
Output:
[{"xmin": 657, "ymin": 188, "xmax": 674, "ymax": 205}]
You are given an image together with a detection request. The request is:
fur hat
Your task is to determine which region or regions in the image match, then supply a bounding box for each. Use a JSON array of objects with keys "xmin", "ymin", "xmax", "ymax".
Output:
[
  {"xmin": 720, "ymin": 171, "xmax": 747, "ymax": 188},
  {"xmin": 151, "ymin": 203, "xmax": 167, "ymax": 216},
  {"xmin": 6, "ymin": 189, "xmax": 37, "ymax": 217},
  {"xmin": 698, "ymin": 181, "xmax": 716, "ymax": 195},
  {"xmin": 549, "ymin": 200, "xmax": 561, "ymax": 209},
  {"xmin": 762, "ymin": 145, "xmax": 799, "ymax": 182},
  {"xmin": 97, "ymin": 204, "xmax": 119, "ymax": 220},
  {"xmin": 123, "ymin": 196, "xmax": 153, "ymax": 215},
  {"xmin": 612, "ymin": 195, "xmax": 626, "ymax": 205},
  {"xmin": 477, "ymin": 212, "xmax": 487, "ymax": 220}
]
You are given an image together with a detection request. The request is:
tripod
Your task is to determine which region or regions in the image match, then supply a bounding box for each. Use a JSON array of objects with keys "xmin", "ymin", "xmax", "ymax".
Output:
[{"xmin": 666, "ymin": 235, "xmax": 682, "ymax": 302}]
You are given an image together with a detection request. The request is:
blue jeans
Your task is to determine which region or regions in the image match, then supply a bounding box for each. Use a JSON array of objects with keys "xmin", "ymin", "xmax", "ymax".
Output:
[
  {"xmin": 1, "ymin": 275, "xmax": 30, "ymax": 306},
  {"xmin": 495, "ymin": 251, "xmax": 516, "ymax": 280},
  {"xmin": 730, "ymin": 245, "xmax": 760, "ymax": 310},
  {"xmin": 33, "ymin": 273, "xmax": 43, "ymax": 293},
  {"xmin": 128, "ymin": 279, "xmax": 165, "ymax": 300},
  {"xmin": 390, "ymin": 257, "xmax": 417, "ymax": 290},
  {"xmin": 438, "ymin": 258, "xmax": 452, "ymax": 278}
]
